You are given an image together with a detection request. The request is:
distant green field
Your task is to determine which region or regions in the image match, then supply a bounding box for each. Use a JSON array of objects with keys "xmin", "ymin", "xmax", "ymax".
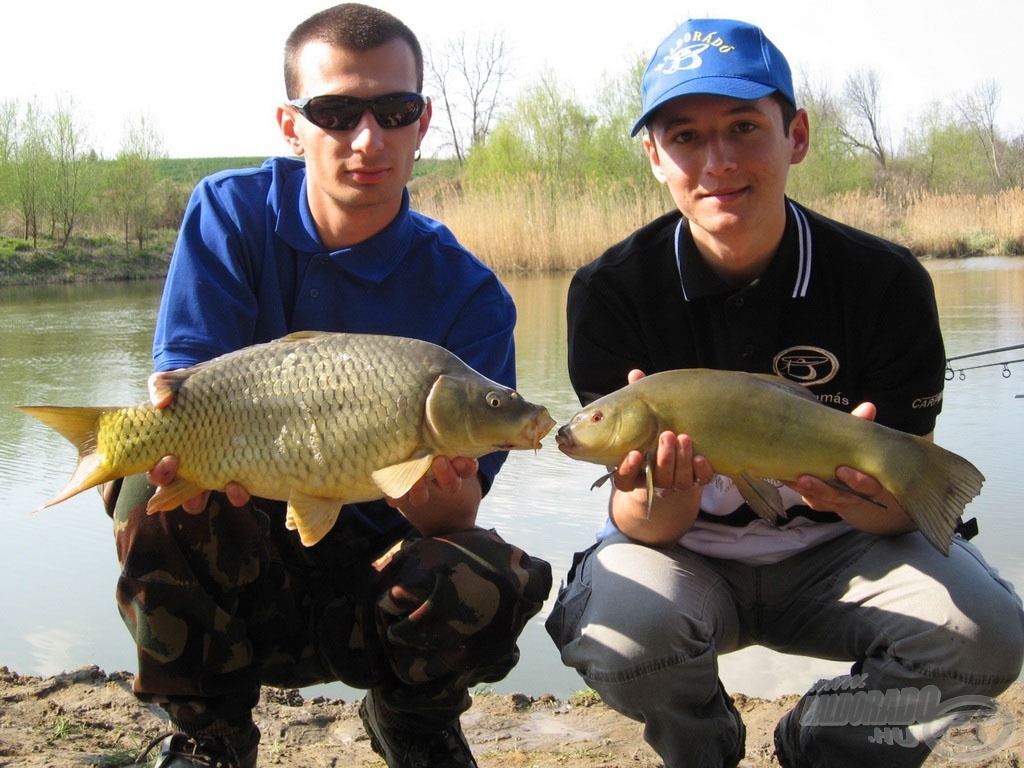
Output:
[
  {"xmin": 152, "ymin": 155, "xmax": 458, "ymax": 185},
  {"xmin": 153, "ymin": 157, "xmax": 270, "ymax": 183}
]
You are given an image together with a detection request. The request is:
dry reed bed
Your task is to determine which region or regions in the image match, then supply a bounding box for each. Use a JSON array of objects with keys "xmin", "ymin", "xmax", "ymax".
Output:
[{"xmin": 414, "ymin": 185, "xmax": 1024, "ymax": 272}]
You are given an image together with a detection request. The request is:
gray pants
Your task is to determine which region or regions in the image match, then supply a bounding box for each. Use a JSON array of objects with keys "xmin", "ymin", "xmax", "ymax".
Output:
[{"xmin": 546, "ymin": 529, "xmax": 1024, "ymax": 768}]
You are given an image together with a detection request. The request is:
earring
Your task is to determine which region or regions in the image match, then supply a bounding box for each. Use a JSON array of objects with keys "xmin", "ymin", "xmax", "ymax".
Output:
[{"xmin": 414, "ymin": 148, "xmax": 422, "ymax": 162}]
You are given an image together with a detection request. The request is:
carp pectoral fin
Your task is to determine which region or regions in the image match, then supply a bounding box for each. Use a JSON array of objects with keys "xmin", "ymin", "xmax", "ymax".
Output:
[
  {"xmin": 589, "ymin": 469, "xmax": 614, "ymax": 490},
  {"xmin": 823, "ymin": 478, "xmax": 885, "ymax": 508},
  {"xmin": 147, "ymin": 479, "xmax": 205, "ymax": 513},
  {"xmin": 735, "ymin": 473, "xmax": 786, "ymax": 525},
  {"xmin": 372, "ymin": 456, "xmax": 435, "ymax": 499},
  {"xmin": 286, "ymin": 492, "xmax": 343, "ymax": 547},
  {"xmin": 644, "ymin": 454, "xmax": 655, "ymax": 519}
]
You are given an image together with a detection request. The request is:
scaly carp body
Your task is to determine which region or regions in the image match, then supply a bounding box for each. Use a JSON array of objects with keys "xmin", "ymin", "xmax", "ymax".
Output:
[
  {"xmin": 20, "ymin": 332, "xmax": 555, "ymax": 546},
  {"xmin": 556, "ymin": 369, "xmax": 983, "ymax": 555}
]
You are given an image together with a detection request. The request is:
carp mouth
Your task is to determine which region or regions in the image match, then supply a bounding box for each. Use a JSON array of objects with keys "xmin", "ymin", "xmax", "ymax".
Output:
[
  {"xmin": 521, "ymin": 410, "xmax": 556, "ymax": 450},
  {"xmin": 489, "ymin": 409, "xmax": 556, "ymax": 451},
  {"xmin": 554, "ymin": 424, "xmax": 575, "ymax": 454}
]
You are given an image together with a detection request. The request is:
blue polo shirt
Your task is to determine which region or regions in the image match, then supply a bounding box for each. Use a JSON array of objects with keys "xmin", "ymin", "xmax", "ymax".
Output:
[{"xmin": 153, "ymin": 156, "xmax": 517, "ymax": 533}]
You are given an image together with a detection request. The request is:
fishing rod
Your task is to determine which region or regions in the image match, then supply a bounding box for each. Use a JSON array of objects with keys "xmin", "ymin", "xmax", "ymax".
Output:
[{"xmin": 944, "ymin": 343, "xmax": 1024, "ymax": 390}]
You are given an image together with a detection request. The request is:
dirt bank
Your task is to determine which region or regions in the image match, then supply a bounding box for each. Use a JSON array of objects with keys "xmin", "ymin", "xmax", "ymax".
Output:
[{"xmin": 1, "ymin": 666, "xmax": 1022, "ymax": 766}]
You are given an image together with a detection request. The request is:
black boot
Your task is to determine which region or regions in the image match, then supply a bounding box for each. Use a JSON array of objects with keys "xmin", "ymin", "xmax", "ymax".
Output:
[
  {"xmin": 134, "ymin": 728, "xmax": 259, "ymax": 768},
  {"xmin": 359, "ymin": 688, "xmax": 477, "ymax": 768}
]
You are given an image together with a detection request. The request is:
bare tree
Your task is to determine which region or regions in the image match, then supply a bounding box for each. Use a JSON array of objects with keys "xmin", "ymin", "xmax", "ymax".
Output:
[
  {"xmin": 955, "ymin": 79, "xmax": 1003, "ymax": 187},
  {"xmin": 840, "ymin": 69, "xmax": 888, "ymax": 168},
  {"xmin": 426, "ymin": 32, "xmax": 510, "ymax": 164}
]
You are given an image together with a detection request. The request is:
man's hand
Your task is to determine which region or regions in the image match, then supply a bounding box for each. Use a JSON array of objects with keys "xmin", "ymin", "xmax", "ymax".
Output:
[
  {"xmin": 144, "ymin": 370, "xmax": 250, "ymax": 513},
  {"xmin": 612, "ymin": 369, "xmax": 714, "ymax": 494},
  {"xmin": 784, "ymin": 402, "xmax": 916, "ymax": 535},
  {"xmin": 608, "ymin": 369, "xmax": 713, "ymax": 545},
  {"xmin": 385, "ymin": 456, "xmax": 481, "ymax": 536}
]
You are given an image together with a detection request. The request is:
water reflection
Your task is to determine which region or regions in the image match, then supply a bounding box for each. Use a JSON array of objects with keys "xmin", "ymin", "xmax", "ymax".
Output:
[{"xmin": 0, "ymin": 260, "xmax": 1022, "ymax": 700}]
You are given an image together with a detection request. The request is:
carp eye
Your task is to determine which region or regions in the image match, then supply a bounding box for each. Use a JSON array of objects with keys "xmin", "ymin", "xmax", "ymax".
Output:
[
  {"xmin": 590, "ymin": 412, "xmax": 604, "ymax": 423},
  {"xmin": 486, "ymin": 391, "xmax": 504, "ymax": 408}
]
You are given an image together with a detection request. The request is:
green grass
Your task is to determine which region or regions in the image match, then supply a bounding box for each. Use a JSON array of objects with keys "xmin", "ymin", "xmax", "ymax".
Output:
[
  {"xmin": 0, "ymin": 232, "xmax": 174, "ymax": 285},
  {"xmin": 568, "ymin": 688, "xmax": 603, "ymax": 707},
  {"xmin": 153, "ymin": 156, "xmax": 269, "ymax": 184}
]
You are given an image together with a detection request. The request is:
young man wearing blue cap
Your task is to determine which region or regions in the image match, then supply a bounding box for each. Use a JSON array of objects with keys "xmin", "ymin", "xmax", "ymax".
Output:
[{"xmin": 546, "ymin": 18, "xmax": 1024, "ymax": 768}]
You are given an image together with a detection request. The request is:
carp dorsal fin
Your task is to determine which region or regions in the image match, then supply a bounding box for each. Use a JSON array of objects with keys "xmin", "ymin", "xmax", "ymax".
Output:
[
  {"xmin": 147, "ymin": 478, "xmax": 206, "ymax": 512},
  {"xmin": 372, "ymin": 455, "xmax": 435, "ymax": 499},
  {"xmin": 286, "ymin": 491, "xmax": 344, "ymax": 547},
  {"xmin": 746, "ymin": 373, "xmax": 819, "ymax": 403},
  {"xmin": 277, "ymin": 330, "xmax": 334, "ymax": 342},
  {"xmin": 734, "ymin": 472, "xmax": 787, "ymax": 525}
]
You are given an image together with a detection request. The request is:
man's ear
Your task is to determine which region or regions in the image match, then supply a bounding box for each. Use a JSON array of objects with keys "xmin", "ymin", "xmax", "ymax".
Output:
[
  {"xmin": 643, "ymin": 133, "xmax": 668, "ymax": 184},
  {"xmin": 277, "ymin": 106, "xmax": 305, "ymax": 156},
  {"xmin": 789, "ymin": 109, "xmax": 810, "ymax": 165},
  {"xmin": 416, "ymin": 97, "xmax": 433, "ymax": 148}
]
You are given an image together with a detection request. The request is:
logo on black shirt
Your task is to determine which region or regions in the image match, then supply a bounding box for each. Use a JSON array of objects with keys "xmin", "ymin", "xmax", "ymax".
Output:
[{"xmin": 773, "ymin": 346, "xmax": 839, "ymax": 386}]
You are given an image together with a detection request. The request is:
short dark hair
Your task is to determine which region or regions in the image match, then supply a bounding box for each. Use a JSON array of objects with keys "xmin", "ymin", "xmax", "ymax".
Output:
[
  {"xmin": 773, "ymin": 92, "xmax": 798, "ymax": 137},
  {"xmin": 283, "ymin": 3, "xmax": 423, "ymax": 98}
]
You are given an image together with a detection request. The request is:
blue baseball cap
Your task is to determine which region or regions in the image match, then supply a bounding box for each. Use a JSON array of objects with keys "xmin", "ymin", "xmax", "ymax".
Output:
[{"xmin": 632, "ymin": 19, "xmax": 795, "ymax": 136}]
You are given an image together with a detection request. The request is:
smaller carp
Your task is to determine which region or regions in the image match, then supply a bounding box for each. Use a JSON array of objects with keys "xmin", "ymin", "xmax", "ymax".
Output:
[{"xmin": 556, "ymin": 369, "xmax": 984, "ymax": 556}]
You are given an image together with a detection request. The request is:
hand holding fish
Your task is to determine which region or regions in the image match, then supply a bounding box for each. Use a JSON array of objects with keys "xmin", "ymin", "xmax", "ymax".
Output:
[
  {"xmin": 21, "ymin": 332, "xmax": 555, "ymax": 547},
  {"xmin": 612, "ymin": 370, "xmax": 715, "ymax": 492},
  {"xmin": 557, "ymin": 368, "xmax": 983, "ymax": 556},
  {"xmin": 385, "ymin": 455, "xmax": 481, "ymax": 536},
  {"xmin": 604, "ymin": 370, "xmax": 715, "ymax": 546},
  {"xmin": 145, "ymin": 372, "xmax": 250, "ymax": 514},
  {"xmin": 784, "ymin": 402, "xmax": 916, "ymax": 536}
]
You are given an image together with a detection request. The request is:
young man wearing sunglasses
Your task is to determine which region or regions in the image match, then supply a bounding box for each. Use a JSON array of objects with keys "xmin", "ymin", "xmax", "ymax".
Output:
[{"xmin": 109, "ymin": 5, "xmax": 551, "ymax": 768}]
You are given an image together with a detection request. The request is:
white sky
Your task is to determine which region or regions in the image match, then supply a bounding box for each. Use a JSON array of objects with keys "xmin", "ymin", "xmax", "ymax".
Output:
[{"xmin": 4, "ymin": 0, "xmax": 1022, "ymax": 159}]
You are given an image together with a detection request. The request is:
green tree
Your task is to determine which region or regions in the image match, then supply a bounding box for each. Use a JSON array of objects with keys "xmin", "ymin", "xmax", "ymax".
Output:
[
  {"xmin": 466, "ymin": 71, "xmax": 596, "ymax": 193},
  {"xmin": 110, "ymin": 115, "xmax": 166, "ymax": 250},
  {"xmin": 583, "ymin": 56, "xmax": 652, "ymax": 190},
  {"xmin": 47, "ymin": 97, "xmax": 90, "ymax": 248},
  {"xmin": 1001, "ymin": 133, "xmax": 1024, "ymax": 189},
  {"xmin": 902, "ymin": 101, "xmax": 992, "ymax": 195},
  {"xmin": 13, "ymin": 100, "xmax": 50, "ymax": 246},
  {"xmin": 789, "ymin": 76, "xmax": 873, "ymax": 201},
  {"xmin": 0, "ymin": 99, "xmax": 18, "ymax": 220}
]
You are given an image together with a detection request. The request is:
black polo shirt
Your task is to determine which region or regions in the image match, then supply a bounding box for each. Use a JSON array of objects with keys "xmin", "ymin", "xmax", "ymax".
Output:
[
  {"xmin": 568, "ymin": 199, "xmax": 945, "ymax": 433},
  {"xmin": 566, "ymin": 200, "xmax": 947, "ymax": 561}
]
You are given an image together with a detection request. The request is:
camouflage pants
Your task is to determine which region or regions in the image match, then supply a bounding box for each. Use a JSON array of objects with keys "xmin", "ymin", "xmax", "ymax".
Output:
[{"xmin": 109, "ymin": 474, "xmax": 551, "ymax": 736}]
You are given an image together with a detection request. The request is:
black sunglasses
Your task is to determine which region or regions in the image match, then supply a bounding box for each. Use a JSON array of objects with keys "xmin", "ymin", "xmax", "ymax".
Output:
[{"xmin": 287, "ymin": 92, "xmax": 426, "ymax": 131}]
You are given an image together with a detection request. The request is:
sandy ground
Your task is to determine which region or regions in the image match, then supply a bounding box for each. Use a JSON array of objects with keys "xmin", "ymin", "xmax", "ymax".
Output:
[{"xmin": 2, "ymin": 665, "xmax": 1024, "ymax": 767}]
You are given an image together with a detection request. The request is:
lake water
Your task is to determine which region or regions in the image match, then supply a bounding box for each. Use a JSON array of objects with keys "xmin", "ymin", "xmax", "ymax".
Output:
[{"xmin": 1, "ymin": 258, "xmax": 1022, "ymax": 701}]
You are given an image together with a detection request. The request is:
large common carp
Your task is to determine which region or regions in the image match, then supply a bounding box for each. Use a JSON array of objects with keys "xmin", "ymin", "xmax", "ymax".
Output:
[
  {"xmin": 555, "ymin": 369, "xmax": 983, "ymax": 555},
  {"xmin": 20, "ymin": 331, "xmax": 555, "ymax": 546}
]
